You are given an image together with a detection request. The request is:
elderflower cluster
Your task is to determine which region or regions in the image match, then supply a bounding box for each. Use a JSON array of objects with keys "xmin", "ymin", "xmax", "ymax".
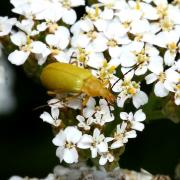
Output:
[{"xmin": 0, "ymin": 0, "xmax": 179, "ymax": 167}]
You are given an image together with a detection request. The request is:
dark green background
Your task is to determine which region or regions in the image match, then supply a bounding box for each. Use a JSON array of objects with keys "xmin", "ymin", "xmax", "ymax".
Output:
[{"xmin": 0, "ymin": 1, "xmax": 180, "ymax": 179}]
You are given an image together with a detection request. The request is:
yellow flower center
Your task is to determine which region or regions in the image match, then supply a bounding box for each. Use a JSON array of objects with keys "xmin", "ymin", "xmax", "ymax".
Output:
[
  {"xmin": 159, "ymin": 72, "xmax": 166, "ymax": 82},
  {"xmin": 86, "ymin": 31, "xmax": 97, "ymax": 40},
  {"xmin": 176, "ymin": 83, "xmax": 180, "ymax": 91},
  {"xmin": 135, "ymin": 0, "xmax": 141, "ymax": 10},
  {"xmin": 51, "ymin": 49, "xmax": 61, "ymax": 55},
  {"xmin": 122, "ymin": 21, "xmax": 131, "ymax": 28},
  {"xmin": 134, "ymin": 34, "xmax": 143, "ymax": 41},
  {"xmin": 135, "ymin": 49, "xmax": 149, "ymax": 63},
  {"xmin": 48, "ymin": 23, "xmax": 59, "ymax": 33},
  {"xmin": 107, "ymin": 39, "xmax": 117, "ymax": 47},
  {"xmin": 157, "ymin": 5, "xmax": 168, "ymax": 18},
  {"xmin": 65, "ymin": 141, "xmax": 75, "ymax": 149},
  {"xmin": 167, "ymin": 42, "xmax": 177, "ymax": 54},
  {"xmin": 78, "ymin": 48, "xmax": 89, "ymax": 63},
  {"xmin": 87, "ymin": 6, "xmax": 100, "ymax": 21},
  {"xmin": 122, "ymin": 80, "xmax": 140, "ymax": 95},
  {"xmin": 114, "ymin": 132, "xmax": 123, "ymax": 140},
  {"xmin": 62, "ymin": 0, "xmax": 71, "ymax": 9},
  {"xmin": 127, "ymin": 87, "xmax": 137, "ymax": 95},
  {"xmin": 160, "ymin": 17, "xmax": 174, "ymax": 31}
]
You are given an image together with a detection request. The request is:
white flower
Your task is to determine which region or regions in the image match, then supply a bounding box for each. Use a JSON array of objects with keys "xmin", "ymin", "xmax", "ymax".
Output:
[
  {"xmin": 0, "ymin": 16, "xmax": 16, "ymax": 36},
  {"xmin": 8, "ymin": 50, "xmax": 30, "ymax": 65},
  {"xmin": 11, "ymin": 0, "xmax": 53, "ymax": 20},
  {"xmin": 102, "ymin": 18, "xmax": 131, "ymax": 58},
  {"xmin": 9, "ymin": 176, "xmax": 23, "ymax": 180},
  {"xmin": 128, "ymin": 1, "xmax": 158, "ymax": 20},
  {"xmin": 111, "ymin": 122, "xmax": 137, "ymax": 149},
  {"xmin": 120, "ymin": 42, "xmax": 163, "ymax": 76},
  {"xmin": 72, "ymin": 30, "xmax": 107, "ymax": 53},
  {"xmin": 99, "ymin": 151, "xmax": 114, "ymax": 165},
  {"xmin": 120, "ymin": 109, "xmax": 146, "ymax": 131},
  {"xmin": 40, "ymin": 110, "xmax": 61, "ymax": 127},
  {"xmin": 15, "ymin": 19, "xmax": 35, "ymax": 35},
  {"xmin": 49, "ymin": 95, "xmax": 82, "ymax": 110},
  {"xmin": 152, "ymin": 31, "xmax": 179, "ymax": 66},
  {"xmin": 78, "ymin": 128, "xmax": 112, "ymax": 158},
  {"xmin": 46, "ymin": 26, "xmax": 70, "ymax": 50},
  {"xmin": 56, "ymin": 0, "xmax": 85, "ymax": 25},
  {"xmin": 145, "ymin": 67, "xmax": 180, "ymax": 97},
  {"xmin": 98, "ymin": 0, "xmax": 127, "ymax": 10},
  {"xmin": 68, "ymin": 47, "xmax": 105, "ymax": 69},
  {"xmin": 35, "ymin": 1, "xmax": 63, "ymax": 22},
  {"xmin": 40, "ymin": 99, "xmax": 61, "ymax": 127},
  {"xmin": 113, "ymin": 78, "xmax": 148, "ymax": 108},
  {"xmin": 76, "ymin": 115, "xmax": 91, "ymax": 131},
  {"xmin": 82, "ymin": 98, "xmax": 114, "ymax": 126},
  {"xmin": 84, "ymin": 6, "xmax": 112, "ymax": 32},
  {"xmin": 8, "ymin": 31, "xmax": 50, "ymax": 65},
  {"xmin": 53, "ymin": 126, "xmax": 82, "ymax": 164}
]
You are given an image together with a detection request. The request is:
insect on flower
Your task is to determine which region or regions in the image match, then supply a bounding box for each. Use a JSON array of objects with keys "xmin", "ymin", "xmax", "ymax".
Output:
[{"xmin": 40, "ymin": 62, "xmax": 115, "ymax": 104}]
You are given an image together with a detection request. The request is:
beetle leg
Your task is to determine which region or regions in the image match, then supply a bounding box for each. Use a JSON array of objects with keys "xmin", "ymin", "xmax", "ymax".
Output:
[
  {"xmin": 47, "ymin": 91, "xmax": 57, "ymax": 96},
  {"xmin": 82, "ymin": 95, "xmax": 90, "ymax": 107},
  {"xmin": 47, "ymin": 88, "xmax": 73, "ymax": 96}
]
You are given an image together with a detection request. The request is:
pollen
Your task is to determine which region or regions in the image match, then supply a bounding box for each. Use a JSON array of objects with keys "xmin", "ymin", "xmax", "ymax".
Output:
[
  {"xmin": 87, "ymin": 6, "xmax": 100, "ymax": 21},
  {"xmin": 176, "ymin": 83, "xmax": 180, "ymax": 91},
  {"xmin": 160, "ymin": 17, "xmax": 174, "ymax": 31},
  {"xmin": 108, "ymin": 66, "xmax": 116, "ymax": 74},
  {"xmin": 62, "ymin": 0, "xmax": 71, "ymax": 9},
  {"xmin": 78, "ymin": 48, "xmax": 89, "ymax": 63},
  {"xmin": 48, "ymin": 23, "xmax": 59, "ymax": 33},
  {"xmin": 128, "ymin": 87, "xmax": 137, "ymax": 95},
  {"xmin": 86, "ymin": 31, "xmax": 97, "ymax": 40},
  {"xmin": 135, "ymin": 50, "xmax": 149, "ymax": 63},
  {"xmin": 107, "ymin": 39, "xmax": 117, "ymax": 47},
  {"xmin": 157, "ymin": 5, "xmax": 168, "ymax": 18},
  {"xmin": 167, "ymin": 42, "xmax": 177, "ymax": 54},
  {"xmin": 114, "ymin": 132, "xmax": 124, "ymax": 141},
  {"xmin": 134, "ymin": 34, "xmax": 143, "ymax": 42},
  {"xmin": 123, "ymin": 21, "xmax": 131, "ymax": 28},
  {"xmin": 51, "ymin": 49, "xmax": 61, "ymax": 55},
  {"xmin": 65, "ymin": 141, "xmax": 75, "ymax": 149},
  {"xmin": 159, "ymin": 72, "xmax": 166, "ymax": 82},
  {"xmin": 135, "ymin": 0, "xmax": 141, "ymax": 10}
]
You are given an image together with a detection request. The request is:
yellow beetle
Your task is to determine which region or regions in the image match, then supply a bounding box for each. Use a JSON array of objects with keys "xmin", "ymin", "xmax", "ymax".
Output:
[{"xmin": 40, "ymin": 62, "xmax": 115, "ymax": 104}]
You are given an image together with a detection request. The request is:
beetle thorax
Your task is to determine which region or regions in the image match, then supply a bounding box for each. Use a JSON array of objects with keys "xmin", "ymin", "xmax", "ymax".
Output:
[{"xmin": 82, "ymin": 76, "xmax": 115, "ymax": 104}]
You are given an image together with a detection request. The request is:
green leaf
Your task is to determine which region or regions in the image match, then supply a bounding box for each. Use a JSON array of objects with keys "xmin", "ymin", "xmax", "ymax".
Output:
[
  {"xmin": 143, "ymin": 92, "xmax": 180, "ymax": 123},
  {"xmin": 87, "ymin": 0, "xmax": 98, "ymax": 5},
  {"xmin": 162, "ymin": 98, "xmax": 180, "ymax": 124}
]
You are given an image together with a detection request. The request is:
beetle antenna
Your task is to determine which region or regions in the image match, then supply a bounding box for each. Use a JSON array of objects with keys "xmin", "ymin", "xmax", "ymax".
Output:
[
  {"xmin": 111, "ymin": 62, "xmax": 143, "ymax": 89},
  {"xmin": 33, "ymin": 100, "xmax": 61, "ymax": 111}
]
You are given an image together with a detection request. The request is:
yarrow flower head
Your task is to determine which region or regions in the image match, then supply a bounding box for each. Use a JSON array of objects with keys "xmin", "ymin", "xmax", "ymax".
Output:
[
  {"xmin": 0, "ymin": 0, "xmax": 179, "ymax": 169},
  {"xmin": 53, "ymin": 126, "xmax": 82, "ymax": 164}
]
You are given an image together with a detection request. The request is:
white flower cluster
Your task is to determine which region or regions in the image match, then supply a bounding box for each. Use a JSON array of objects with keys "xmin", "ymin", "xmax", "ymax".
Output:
[
  {"xmin": 41, "ymin": 96, "xmax": 146, "ymax": 165},
  {"xmin": 10, "ymin": 164, "xmax": 169, "ymax": 180},
  {"xmin": 0, "ymin": 0, "xmax": 179, "ymax": 167}
]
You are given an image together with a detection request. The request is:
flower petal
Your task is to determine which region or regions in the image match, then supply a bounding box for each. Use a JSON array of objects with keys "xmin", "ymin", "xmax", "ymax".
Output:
[
  {"xmin": 8, "ymin": 50, "xmax": 29, "ymax": 65},
  {"xmin": 65, "ymin": 127, "xmax": 82, "ymax": 144},
  {"xmin": 63, "ymin": 148, "xmax": 78, "ymax": 164},
  {"xmin": 133, "ymin": 91, "xmax": 148, "ymax": 108},
  {"xmin": 154, "ymin": 81, "xmax": 169, "ymax": 97}
]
